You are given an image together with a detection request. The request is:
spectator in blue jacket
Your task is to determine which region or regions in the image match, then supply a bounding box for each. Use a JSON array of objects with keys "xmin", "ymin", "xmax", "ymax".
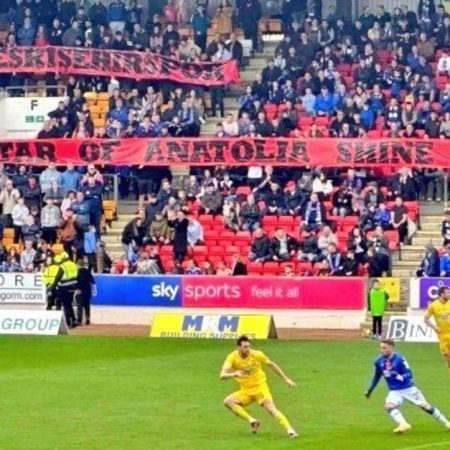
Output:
[
  {"xmin": 373, "ymin": 203, "xmax": 391, "ymax": 229},
  {"xmin": 81, "ymin": 177, "xmax": 103, "ymax": 233},
  {"xmin": 360, "ymin": 102, "xmax": 375, "ymax": 130},
  {"xmin": 417, "ymin": 243, "xmax": 440, "ymax": 277},
  {"xmin": 109, "ymin": 98, "xmax": 128, "ymax": 126},
  {"xmin": 108, "ymin": 0, "xmax": 126, "ymax": 34},
  {"xmin": 71, "ymin": 191, "xmax": 91, "ymax": 230},
  {"xmin": 314, "ymin": 86, "xmax": 334, "ymax": 116},
  {"xmin": 60, "ymin": 163, "xmax": 81, "ymax": 194},
  {"xmin": 190, "ymin": 5, "xmax": 209, "ymax": 52},
  {"xmin": 440, "ymin": 245, "xmax": 450, "ymax": 277}
]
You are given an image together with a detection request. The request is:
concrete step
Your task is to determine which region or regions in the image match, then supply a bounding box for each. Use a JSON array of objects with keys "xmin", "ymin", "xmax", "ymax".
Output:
[
  {"xmin": 420, "ymin": 222, "xmax": 443, "ymax": 231},
  {"xmin": 393, "ymin": 269, "xmax": 415, "ymax": 277},
  {"xmin": 412, "ymin": 236, "xmax": 444, "ymax": 246}
]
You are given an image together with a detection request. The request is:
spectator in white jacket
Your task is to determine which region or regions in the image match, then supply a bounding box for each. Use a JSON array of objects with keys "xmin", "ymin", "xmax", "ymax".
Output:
[
  {"xmin": 187, "ymin": 217, "xmax": 204, "ymax": 247},
  {"xmin": 12, "ymin": 197, "xmax": 29, "ymax": 244},
  {"xmin": 317, "ymin": 226, "xmax": 338, "ymax": 257},
  {"xmin": 222, "ymin": 113, "xmax": 240, "ymax": 136},
  {"xmin": 0, "ymin": 180, "xmax": 20, "ymax": 227},
  {"xmin": 437, "ymin": 50, "xmax": 450, "ymax": 75},
  {"xmin": 312, "ymin": 172, "xmax": 334, "ymax": 199}
]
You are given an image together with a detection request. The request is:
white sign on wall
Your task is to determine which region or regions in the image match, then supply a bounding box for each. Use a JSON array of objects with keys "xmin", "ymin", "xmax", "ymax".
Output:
[
  {"xmin": 0, "ymin": 97, "xmax": 65, "ymax": 139},
  {"xmin": 387, "ymin": 315, "xmax": 438, "ymax": 343},
  {"xmin": 0, "ymin": 273, "xmax": 46, "ymax": 305},
  {"xmin": 0, "ymin": 310, "xmax": 67, "ymax": 335}
]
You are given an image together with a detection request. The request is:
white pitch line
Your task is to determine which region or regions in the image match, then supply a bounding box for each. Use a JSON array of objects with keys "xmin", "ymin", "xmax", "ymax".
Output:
[{"xmin": 395, "ymin": 441, "xmax": 450, "ymax": 450}]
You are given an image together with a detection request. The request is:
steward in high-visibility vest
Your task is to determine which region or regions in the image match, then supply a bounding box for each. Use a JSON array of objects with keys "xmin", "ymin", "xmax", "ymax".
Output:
[
  {"xmin": 42, "ymin": 255, "xmax": 61, "ymax": 310},
  {"xmin": 52, "ymin": 252, "xmax": 79, "ymax": 328}
]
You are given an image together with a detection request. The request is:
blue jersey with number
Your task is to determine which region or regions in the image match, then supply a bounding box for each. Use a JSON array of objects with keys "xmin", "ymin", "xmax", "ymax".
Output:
[{"xmin": 368, "ymin": 352, "xmax": 414, "ymax": 392}]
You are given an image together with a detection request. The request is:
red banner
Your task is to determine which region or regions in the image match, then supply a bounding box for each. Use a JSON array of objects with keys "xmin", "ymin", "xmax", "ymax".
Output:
[
  {"xmin": 0, "ymin": 46, "xmax": 240, "ymax": 86},
  {"xmin": 182, "ymin": 277, "xmax": 365, "ymax": 309},
  {"xmin": 2, "ymin": 137, "xmax": 449, "ymax": 168}
]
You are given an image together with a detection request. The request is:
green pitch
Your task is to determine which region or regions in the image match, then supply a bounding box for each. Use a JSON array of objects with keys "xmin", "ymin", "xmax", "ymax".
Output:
[{"xmin": 0, "ymin": 337, "xmax": 449, "ymax": 450}]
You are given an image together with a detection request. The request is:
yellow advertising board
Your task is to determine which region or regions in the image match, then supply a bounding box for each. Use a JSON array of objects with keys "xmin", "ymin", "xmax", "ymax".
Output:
[
  {"xmin": 378, "ymin": 277, "xmax": 401, "ymax": 303},
  {"xmin": 150, "ymin": 314, "xmax": 277, "ymax": 339}
]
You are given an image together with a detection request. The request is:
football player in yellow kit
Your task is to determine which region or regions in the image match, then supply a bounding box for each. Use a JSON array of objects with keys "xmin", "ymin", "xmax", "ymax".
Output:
[
  {"xmin": 220, "ymin": 335, "xmax": 298, "ymax": 438},
  {"xmin": 425, "ymin": 286, "xmax": 450, "ymax": 374}
]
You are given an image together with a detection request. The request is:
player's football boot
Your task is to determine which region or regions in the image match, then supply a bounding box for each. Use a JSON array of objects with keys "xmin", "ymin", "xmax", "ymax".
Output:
[
  {"xmin": 445, "ymin": 422, "xmax": 450, "ymax": 431},
  {"xmin": 288, "ymin": 428, "xmax": 299, "ymax": 439},
  {"xmin": 250, "ymin": 420, "xmax": 260, "ymax": 433},
  {"xmin": 393, "ymin": 422, "xmax": 412, "ymax": 434}
]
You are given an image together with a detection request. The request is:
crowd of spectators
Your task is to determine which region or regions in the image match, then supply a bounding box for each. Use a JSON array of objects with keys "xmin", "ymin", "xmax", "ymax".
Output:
[
  {"xmin": 229, "ymin": 1, "xmax": 450, "ymax": 142},
  {"xmin": 117, "ymin": 163, "xmax": 421, "ymax": 277},
  {"xmin": 0, "ymin": 163, "xmax": 112, "ymax": 273}
]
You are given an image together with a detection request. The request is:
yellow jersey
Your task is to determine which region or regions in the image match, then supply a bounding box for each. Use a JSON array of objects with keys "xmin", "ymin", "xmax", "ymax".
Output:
[
  {"xmin": 224, "ymin": 350, "xmax": 269, "ymax": 390},
  {"xmin": 426, "ymin": 300, "xmax": 450, "ymax": 336}
]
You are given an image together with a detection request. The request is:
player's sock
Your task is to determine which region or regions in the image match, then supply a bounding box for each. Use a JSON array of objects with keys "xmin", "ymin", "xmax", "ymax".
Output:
[
  {"xmin": 229, "ymin": 404, "xmax": 255, "ymax": 423},
  {"xmin": 427, "ymin": 406, "xmax": 450, "ymax": 426},
  {"xmin": 273, "ymin": 409, "xmax": 292, "ymax": 431},
  {"xmin": 388, "ymin": 408, "xmax": 407, "ymax": 425}
]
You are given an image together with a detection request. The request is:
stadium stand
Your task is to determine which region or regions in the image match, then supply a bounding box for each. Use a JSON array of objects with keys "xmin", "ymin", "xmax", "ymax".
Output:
[{"xmin": 0, "ymin": 0, "xmax": 447, "ymax": 281}]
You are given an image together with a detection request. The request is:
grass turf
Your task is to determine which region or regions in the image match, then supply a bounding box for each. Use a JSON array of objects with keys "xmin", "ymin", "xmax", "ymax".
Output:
[{"xmin": 0, "ymin": 337, "xmax": 449, "ymax": 450}]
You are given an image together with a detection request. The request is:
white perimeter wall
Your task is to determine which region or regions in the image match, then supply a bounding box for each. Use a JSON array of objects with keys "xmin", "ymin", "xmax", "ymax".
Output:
[{"xmin": 92, "ymin": 306, "xmax": 365, "ymax": 330}]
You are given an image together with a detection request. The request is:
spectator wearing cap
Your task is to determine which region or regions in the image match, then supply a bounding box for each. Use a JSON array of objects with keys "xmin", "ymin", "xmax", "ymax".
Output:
[{"xmin": 41, "ymin": 197, "xmax": 61, "ymax": 245}]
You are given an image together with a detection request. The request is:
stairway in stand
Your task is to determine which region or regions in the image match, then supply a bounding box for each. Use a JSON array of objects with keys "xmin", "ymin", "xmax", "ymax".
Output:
[
  {"xmin": 361, "ymin": 203, "xmax": 445, "ymax": 333},
  {"xmin": 202, "ymin": 37, "xmax": 282, "ymax": 135}
]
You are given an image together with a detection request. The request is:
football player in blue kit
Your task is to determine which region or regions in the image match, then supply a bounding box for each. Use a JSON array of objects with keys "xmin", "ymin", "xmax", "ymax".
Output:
[{"xmin": 365, "ymin": 339, "xmax": 450, "ymax": 433}]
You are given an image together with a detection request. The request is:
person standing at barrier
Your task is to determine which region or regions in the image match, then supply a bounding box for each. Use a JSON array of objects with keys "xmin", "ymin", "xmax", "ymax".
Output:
[
  {"xmin": 42, "ymin": 255, "xmax": 61, "ymax": 310},
  {"xmin": 368, "ymin": 279, "xmax": 389, "ymax": 340},
  {"xmin": 52, "ymin": 252, "xmax": 79, "ymax": 328},
  {"xmin": 75, "ymin": 259, "xmax": 96, "ymax": 326}
]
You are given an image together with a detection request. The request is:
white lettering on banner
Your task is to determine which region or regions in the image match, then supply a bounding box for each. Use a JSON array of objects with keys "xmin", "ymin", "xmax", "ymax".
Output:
[
  {"xmin": 184, "ymin": 284, "xmax": 241, "ymax": 301},
  {"xmin": 0, "ymin": 273, "xmax": 46, "ymax": 304},
  {"xmin": 0, "ymin": 310, "xmax": 66, "ymax": 335},
  {"xmin": 152, "ymin": 282, "xmax": 180, "ymax": 301},
  {"xmin": 387, "ymin": 316, "xmax": 438, "ymax": 343}
]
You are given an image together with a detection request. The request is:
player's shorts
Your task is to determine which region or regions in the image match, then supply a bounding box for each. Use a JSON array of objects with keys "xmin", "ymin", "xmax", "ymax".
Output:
[
  {"xmin": 232, "ymin": 383, "xmax": 273, "ymax": 406},
  {"xmin": 438, "ymin": 334, "xmax": 450, "ymax": 355},
  {"xmin": 386, "ymin": 387, "xmax": 428, "ymax": 408}
]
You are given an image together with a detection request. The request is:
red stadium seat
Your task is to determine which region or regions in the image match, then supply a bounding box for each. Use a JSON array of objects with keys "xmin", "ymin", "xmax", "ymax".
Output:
[
  {"xmin": 225, "ymin": 245, "xmax": 240, "ymax": 256},
  {"xmin": 262, "ymin": 216, "xmax": 278, "ymax": 226},
  {"xmin": 263, "ymin": 262, "xmax": 280, "ymax": 274},
  {"xmin": 236, "ymin": 186, "xmax": 252, "ymax": 196}
]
